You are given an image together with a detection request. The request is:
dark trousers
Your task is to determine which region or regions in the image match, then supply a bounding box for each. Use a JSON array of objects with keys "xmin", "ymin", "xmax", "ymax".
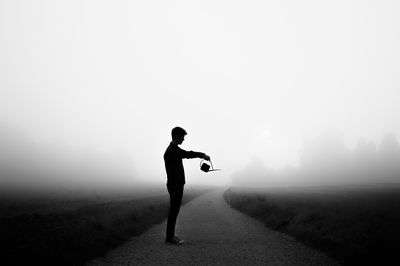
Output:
[{"xmin": 166, "ymin": 184, "xmax": 184, "ymax": 240}]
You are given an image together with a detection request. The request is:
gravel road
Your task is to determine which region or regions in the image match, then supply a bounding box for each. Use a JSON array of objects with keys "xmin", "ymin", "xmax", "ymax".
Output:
[{"xmin": 88, "ymin": 189, "xmax": 338, "ymax": 266}]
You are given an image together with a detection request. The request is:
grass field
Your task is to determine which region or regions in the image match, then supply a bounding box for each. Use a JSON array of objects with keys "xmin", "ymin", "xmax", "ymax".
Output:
[
  {"xmin": 224, "ymin": 184, "xmax": 400, "ymax": 266},
  {"xmin": 0, "ymin": 184, "xmax": 210, "ymax": 266}
]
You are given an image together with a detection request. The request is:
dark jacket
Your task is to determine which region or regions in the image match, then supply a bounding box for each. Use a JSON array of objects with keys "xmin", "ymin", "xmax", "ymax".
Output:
[{"xmin": 164, "ymin": 142, "xmax": 205, "ymax": 186}]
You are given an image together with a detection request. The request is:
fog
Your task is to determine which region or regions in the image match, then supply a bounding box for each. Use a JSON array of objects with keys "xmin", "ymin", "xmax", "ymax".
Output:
[{"xmin": 1, "ymin": 1, "xmax": 400, "ymax": 189}]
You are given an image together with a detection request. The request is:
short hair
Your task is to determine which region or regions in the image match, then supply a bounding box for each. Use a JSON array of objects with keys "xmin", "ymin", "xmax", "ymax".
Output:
[{"xmin": 171, "ymin": 127, "xmax": 187, "ymax": 140}]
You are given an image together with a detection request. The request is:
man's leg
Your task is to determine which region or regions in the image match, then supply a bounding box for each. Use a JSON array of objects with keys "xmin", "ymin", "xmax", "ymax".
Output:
[{"xmin": 166, "ymin": 184, "xmax": 184, "ymax": 240}]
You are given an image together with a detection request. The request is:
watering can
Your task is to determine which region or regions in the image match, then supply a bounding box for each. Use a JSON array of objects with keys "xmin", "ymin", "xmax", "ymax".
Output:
[{"xmin": 200, "ymin": 160, "xmax": 221, "ymax": 172}]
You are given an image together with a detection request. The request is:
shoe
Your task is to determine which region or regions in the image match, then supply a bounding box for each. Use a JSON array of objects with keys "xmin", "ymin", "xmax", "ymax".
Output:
[
  {"xmin": 165, "ymin": 236, "xmax": 184, "ymax": 245},
  {"xmin": 173, "ymin": 236, "xmax": 184, "ymax": 244}
]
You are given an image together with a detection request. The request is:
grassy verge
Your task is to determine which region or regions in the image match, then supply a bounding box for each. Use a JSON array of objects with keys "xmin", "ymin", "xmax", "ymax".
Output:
[
  {"xmin": 224, "ymin": 186, "xmax": 400, "ymax": 265},
  {"xmin": 1, "ymin": 186, "xmax": 210, "ymax": 265}
]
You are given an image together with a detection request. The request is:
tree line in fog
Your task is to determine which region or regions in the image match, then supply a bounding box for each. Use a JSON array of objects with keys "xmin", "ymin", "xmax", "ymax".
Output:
[
  {"xmin": 232, "ymin": 130, "xmax": 400, "ymax": 186},
  {"xmin": 2, "ymin": 123, "xmax": 400, "ymax": 188},
  {"xmin": 0, "ymin": 124, "xmax": 134, "ymax": 189}
]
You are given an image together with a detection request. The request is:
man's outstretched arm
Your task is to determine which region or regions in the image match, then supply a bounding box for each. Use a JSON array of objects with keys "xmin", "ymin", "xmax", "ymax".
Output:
[{"xmin": 179, "ymin": 147, "xmax": 210, "ymax": 160}]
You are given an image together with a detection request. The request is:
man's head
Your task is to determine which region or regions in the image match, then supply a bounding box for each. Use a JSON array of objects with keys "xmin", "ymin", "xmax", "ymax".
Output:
[{"xmin": 171, "ymin": 126, "xmax": 187, "ymax": 145}]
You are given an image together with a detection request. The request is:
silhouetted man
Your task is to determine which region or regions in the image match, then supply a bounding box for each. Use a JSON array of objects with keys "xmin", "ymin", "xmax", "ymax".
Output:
[{"xmin": 164, "ymin": 126, "xmax": 210, "ymax": 245}]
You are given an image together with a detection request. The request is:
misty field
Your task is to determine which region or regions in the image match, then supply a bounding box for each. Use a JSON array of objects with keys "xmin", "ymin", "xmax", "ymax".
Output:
[
  {"xmin": 0, "ymin": 185, "xmax": 210, "ymax": 265},
  {"xmin": 224, "ymin": 185, "xmax": 400, "ymax": 266}
]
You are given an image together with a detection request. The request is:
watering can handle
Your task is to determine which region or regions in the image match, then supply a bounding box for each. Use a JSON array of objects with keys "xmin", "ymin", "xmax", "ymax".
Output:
[{"xmin": 200, "ymin": 159, "xmax": 214, "ymax": 170}]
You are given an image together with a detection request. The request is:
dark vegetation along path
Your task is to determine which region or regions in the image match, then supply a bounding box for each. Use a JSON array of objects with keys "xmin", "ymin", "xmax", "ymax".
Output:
[
  {"xmin": 1, "ymin": 187, "xmax": 207, "ymax": 265},
  {"xmin": 88, "ymin": 189, "xmax": 338, "ymax": 266}
]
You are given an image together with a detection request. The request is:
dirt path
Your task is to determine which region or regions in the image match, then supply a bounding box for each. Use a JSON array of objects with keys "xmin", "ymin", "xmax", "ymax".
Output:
[{"xmin": 88, "ymin": 189, "xmax": 338, "ymax": 265}]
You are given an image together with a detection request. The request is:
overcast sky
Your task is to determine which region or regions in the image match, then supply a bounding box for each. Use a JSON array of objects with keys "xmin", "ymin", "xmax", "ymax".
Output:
[{"xmin": 1, "ymin": 0, "xmax": 400, "ymax": 185}]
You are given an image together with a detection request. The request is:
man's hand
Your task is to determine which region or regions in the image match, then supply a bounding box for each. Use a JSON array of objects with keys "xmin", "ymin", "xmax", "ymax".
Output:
[{"xmin": 203, "ymin": 154, "xmax": 211, "ymax": 161}]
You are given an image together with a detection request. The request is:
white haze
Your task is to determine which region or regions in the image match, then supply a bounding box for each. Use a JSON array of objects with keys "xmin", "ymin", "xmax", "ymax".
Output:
[{"xmin": 1, "ymin": 1, "xmax": 400, "ymax": 188}]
